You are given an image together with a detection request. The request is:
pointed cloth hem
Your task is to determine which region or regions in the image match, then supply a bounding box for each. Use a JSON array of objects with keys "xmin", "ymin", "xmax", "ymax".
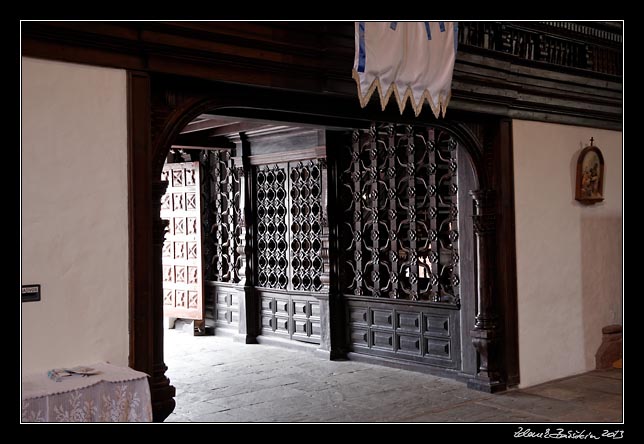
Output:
[{"xmin": 352, "ymin": 69, "xmax": 452, "ymax": 119}]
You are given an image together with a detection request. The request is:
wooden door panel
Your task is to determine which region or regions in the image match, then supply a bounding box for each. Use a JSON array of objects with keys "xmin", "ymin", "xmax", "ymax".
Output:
[{"xmin": 161, "ymin": 161, "xmax": 204, "ymax": 320}]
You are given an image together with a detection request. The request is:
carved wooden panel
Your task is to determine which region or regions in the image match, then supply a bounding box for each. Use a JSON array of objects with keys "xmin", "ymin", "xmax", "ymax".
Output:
[
  {"xmin": 161, "ymin": 161, "xmax": 204, "ymax": 320},
  {"xmin": 339, "ymin": 124, "xmax": 460, "ymax": 305},
  {"xmin": 259, "ymin": 290, "xmax": 321, "ymax": 344},
  {"xmin": 346, "ymin": 298, "xmax": 460, "ymax": 369},
  {"xmin": 211, "ymin": 284, "xmax": 240, "ymax": 331}
]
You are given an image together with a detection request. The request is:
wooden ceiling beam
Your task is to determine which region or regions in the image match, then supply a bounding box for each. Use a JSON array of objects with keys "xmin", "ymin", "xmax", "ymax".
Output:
[
  {"xmin": 173, "ymin": 133, "xmax": 235, "ymax": 148},
  {"xmin": 179, "ymin": 117, "xmax": 276, "ymax": 138},
  {"xmin": 206, "ymin": 121, "xmax": 274, "ymax": 137},
  {"xmin": 170, "ymin": 145, "xmax": 232, "ymax": 151},
  {"xmin": 180, "ymin": 118, "xmax": 239, "ymax": 134}
]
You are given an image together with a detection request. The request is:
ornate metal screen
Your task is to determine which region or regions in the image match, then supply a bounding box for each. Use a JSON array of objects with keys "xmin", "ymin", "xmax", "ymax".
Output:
[
  {"xmin": 204, "ymin": 150, "xmax": 243, "ymax": 283},
  {"xmin": 339, "ymin": 124, "xmax": 461, "ymax": 305},
  {"xmin": 255, "ymin": 159, "xmax": 326, "ymax": 291},
  {"xmin": 290, "ymin": 160, "xmax": 324, "ymax": 291},
  {"xmin": 256, "ymin": 164, "xmax": 289, "ymax": 289}
]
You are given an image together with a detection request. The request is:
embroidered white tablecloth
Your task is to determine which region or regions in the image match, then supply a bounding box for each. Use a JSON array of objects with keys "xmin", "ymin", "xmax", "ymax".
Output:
[{"xmin": 22, "ymin": 362, "xmax": 152, "ymax": 422}]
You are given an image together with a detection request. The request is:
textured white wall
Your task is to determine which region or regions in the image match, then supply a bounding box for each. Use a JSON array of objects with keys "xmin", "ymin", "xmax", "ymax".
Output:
[
  {"xmin": 512, "ymin": 120, "xmax": 622, "ymax": 388},
  {"xmin": 21, "ymin": 57, "xmax": 129, "ymax": 374}
]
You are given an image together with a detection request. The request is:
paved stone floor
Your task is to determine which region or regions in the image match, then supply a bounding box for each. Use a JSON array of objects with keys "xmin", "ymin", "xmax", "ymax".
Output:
[{"xmin": 164, "ymin": 329, "xmax": 623, "ymax": 423}]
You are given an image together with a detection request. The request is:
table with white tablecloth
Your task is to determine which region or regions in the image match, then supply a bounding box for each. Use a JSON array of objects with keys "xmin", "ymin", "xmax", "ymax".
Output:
[{"xmin": 22, "ymin": 362, "xmax": 152, "ymax": 422}]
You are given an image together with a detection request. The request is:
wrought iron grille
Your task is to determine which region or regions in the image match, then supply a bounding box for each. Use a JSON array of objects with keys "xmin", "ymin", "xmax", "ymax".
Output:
[
  {"xmin": 339, "ymin": 124, "xmax": 460, "ymax": 305},
  {"xmin": 255, "ymin": 160, "xmax": 325, "ymax": 291},
  {"xmin": 256, "ymin": 164, "xmax": 289, "ymax": 289},
  {"xmin": 207, "ymin": 150, "xmax": 243, "ymax": 283},
  {"xmin": 290, "ymin": 160, "xmax": 324, "ymax": 291}
]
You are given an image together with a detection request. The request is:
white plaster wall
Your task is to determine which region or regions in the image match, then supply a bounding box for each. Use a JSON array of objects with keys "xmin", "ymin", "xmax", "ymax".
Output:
[
  {"xmin": 21, "ymin": 57, "xmax": 128, "ymax": 374},
  {"xmin": 513, "ymin": 120, "xmax": 622, "ymax": 388}
]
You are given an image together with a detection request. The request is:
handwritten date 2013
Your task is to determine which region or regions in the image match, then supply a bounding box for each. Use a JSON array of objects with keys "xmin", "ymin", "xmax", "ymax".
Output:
[{"xmin": 514, "ymin": 427, "xmax": 624, "ymax": 439}]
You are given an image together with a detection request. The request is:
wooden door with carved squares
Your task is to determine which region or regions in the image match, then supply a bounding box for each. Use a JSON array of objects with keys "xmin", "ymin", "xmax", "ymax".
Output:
[{"xmin": 161, "ymin": 161, "xmax": 204, "ymax": 320}]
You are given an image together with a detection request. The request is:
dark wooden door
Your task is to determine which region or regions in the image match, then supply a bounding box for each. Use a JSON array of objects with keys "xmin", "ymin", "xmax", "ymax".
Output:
[{"xmin": 161, "ymin": 161, "xmax": 204, "ymax": 320}]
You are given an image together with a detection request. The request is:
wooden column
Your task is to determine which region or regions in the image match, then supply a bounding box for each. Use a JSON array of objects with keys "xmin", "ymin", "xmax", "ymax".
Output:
[
  {"xmin": 234, "ymin": 164, "xmax": 247, "ymax": 287},
  {"xmin": 325, "ymin": 130, "xmax": 347, "ymax": 359},
  {"xmin": 315, "ymin": 158, "xmax": 333, "ymax": 357},
  {"xmin": 150, "ymin": 180, "xmax": 177, "ymax": 419},
  {"xmin": 467, "ymin": 189, "xmax": 505, "ymax": 393},
  {"xmin": 235, "ymin": 133, "xmax": 259, "ymax": 343},
  {"xmin": 127, "ymin": 71, "xmax": 176, "ymax": 421}
]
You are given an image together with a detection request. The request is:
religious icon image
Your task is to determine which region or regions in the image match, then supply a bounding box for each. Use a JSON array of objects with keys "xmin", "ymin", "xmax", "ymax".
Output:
[{"xmin": 575, "ymin": 138, "xmax": 605, "ymax": 204}]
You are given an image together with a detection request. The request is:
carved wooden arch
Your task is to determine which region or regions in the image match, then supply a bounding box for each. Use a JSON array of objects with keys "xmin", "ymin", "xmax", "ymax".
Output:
[
  {"xmin": 131, "ymin": 72, "xmax": 513, "ymax": 420},
  {"xmin": 151, "ymin": 96, "xmax": 228, "ymax": 178},
  {"xmin": 152, "ymin": 109, "xmax": 490, "ymax": 188},
  {"xmin": 430, "ymin": 121, "xmax": 489, "ymax": 190}
]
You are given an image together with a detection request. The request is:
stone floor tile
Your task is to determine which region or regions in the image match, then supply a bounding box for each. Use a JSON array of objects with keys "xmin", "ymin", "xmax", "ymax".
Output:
[{"xmin": 163, "ymin": 329, "xmax": 622, "ymax": 423}]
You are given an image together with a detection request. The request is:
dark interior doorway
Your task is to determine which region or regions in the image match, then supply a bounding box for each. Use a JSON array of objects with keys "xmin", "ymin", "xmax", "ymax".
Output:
[
  {"xmin": 128, "ymin": 74, "xmax": 519, "ymax": 421},
  {"xmin": 160, "ymin": 111, "xmax": 482, "ymax": 400}
]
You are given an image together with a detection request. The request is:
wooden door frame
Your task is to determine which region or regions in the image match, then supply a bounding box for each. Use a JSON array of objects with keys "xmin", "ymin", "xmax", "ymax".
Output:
[{"xmin": 128, "ymin": 71, "xmax": 520, "ymax": 421}]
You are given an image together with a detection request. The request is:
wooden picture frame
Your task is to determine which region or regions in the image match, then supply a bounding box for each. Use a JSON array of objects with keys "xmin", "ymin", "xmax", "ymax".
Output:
[{"xmin": 575, "ymin": 143, "xmax": 604, "ymax": 204}]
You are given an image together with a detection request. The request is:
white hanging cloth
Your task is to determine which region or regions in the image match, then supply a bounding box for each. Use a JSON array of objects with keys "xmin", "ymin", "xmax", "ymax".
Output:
[{"xmin": 353, "ymin": 21, "xmax": 458, "ymax": 118}]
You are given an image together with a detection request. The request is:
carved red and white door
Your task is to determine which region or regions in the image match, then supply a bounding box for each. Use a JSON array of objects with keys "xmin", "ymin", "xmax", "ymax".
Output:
[{"xmin": 161, "ymin": 161, "xmax": 204, "ymax": 320}]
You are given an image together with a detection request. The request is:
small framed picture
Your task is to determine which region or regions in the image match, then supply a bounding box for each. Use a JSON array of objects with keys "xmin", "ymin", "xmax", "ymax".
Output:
[{"xmin": 575, "ymin": 142, "xmax": 604, "ymax": 204}]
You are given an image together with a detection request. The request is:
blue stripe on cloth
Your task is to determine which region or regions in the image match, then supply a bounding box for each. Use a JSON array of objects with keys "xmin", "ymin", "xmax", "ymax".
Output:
[
  {"xmin": 439, "ymin": 21, "xmax": 445, "ymax": 32},
  {"xmin": 390, "ymin": 22, "xmax": 398, "ymax": 30},
  {"xmin": 424, "ymin": 22, "xmax": 432, "ymax": 40},
  {"xmin": 358, "ymin": 21, "xmax": 366, "ymax": 73},
  {"xmin": 454, "ymin": 22, "xmax": 459, "ymax": 52}
]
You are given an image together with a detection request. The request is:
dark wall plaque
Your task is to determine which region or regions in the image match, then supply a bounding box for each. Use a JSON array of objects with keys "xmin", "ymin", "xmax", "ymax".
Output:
[{"xmin": 22, "ymin": 284, "xmax": 41, "ymax": 302}]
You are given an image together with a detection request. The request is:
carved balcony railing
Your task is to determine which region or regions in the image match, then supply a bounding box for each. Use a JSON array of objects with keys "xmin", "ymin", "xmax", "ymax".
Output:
[{"xmin": 458, "ymin": 21, "xmax": 622, "ymax": 77}]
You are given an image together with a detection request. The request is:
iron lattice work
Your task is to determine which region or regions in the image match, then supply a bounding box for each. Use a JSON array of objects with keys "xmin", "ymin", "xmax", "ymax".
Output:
[
  {"xmin": 290, "ymin": 160, "xmax": 324, "ymax": 291},
  {"xmin": 339, "ymin": 124, "xmax": 461, "ymax": 304},
  {"xmin": 208, "ymin": 150, "xmax": 243, "ymax": 283},
  {"xmin": 256, "ymin": 164, "xmax": 289, "ymax": 289},
  {"xmin": 255, "ymin": 160, "xmax": 326, "ymax": 291},
  {"xmin": 200, "ymin": 151, "xmax": 212, "ymax": 281}
]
